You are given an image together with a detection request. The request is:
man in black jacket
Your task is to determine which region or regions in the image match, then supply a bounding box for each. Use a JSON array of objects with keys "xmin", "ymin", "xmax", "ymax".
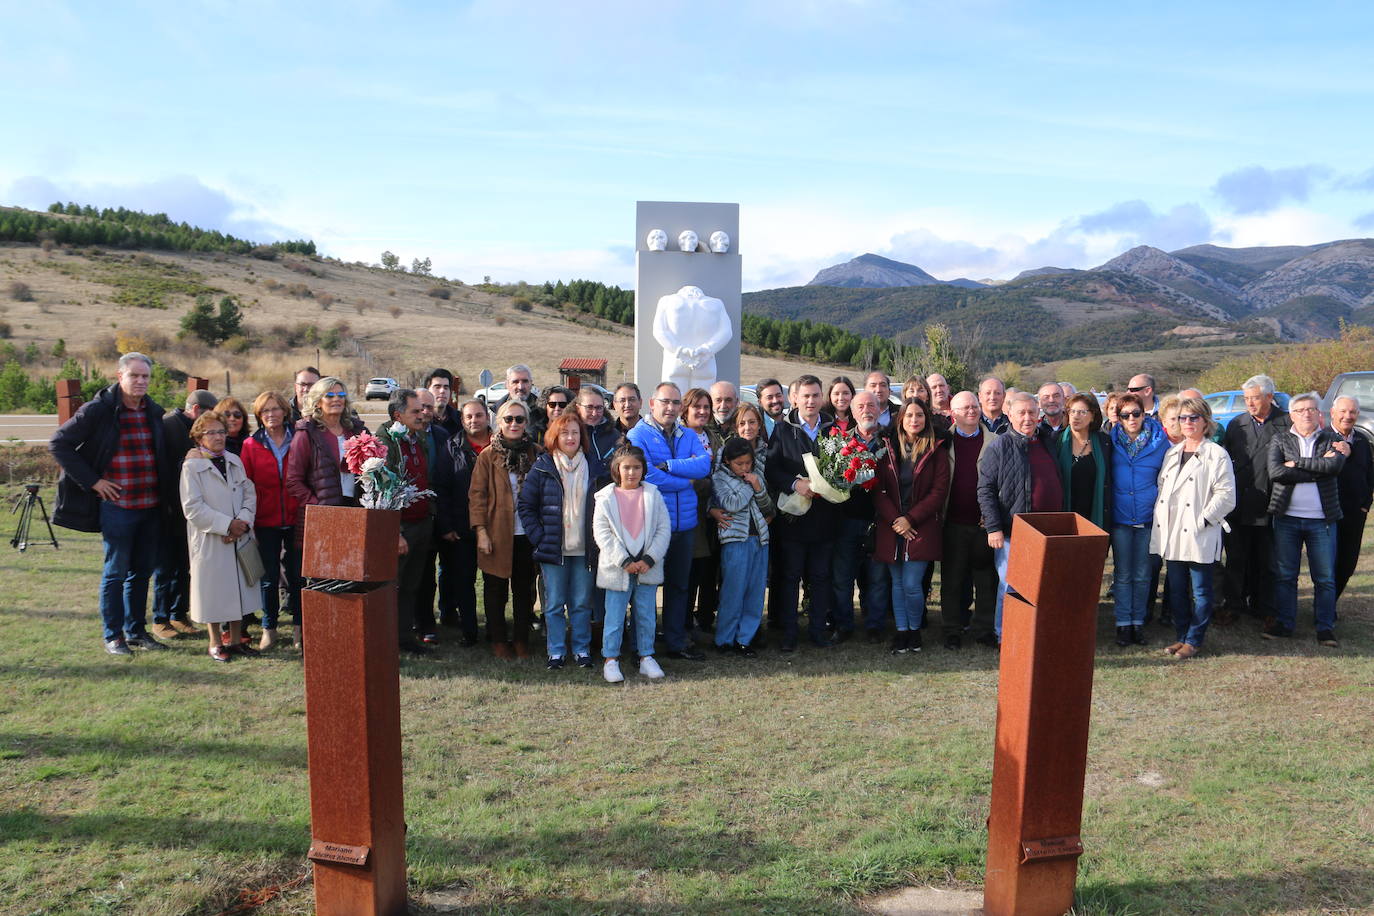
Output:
[
  {"xmin": 1264, "ymin": 393, "xmax": 1348, "ymax": 644},
  {"xmin": 49, "ymin": 353, "xmax": 174, "ymax": 655},
  {"xmin": 1330, "ymin": 396, "xmax": 1374, "ymax": 601},
  {"xmin": 1220, "ymin": 374, "xmax": 1292, "ymax": 625},
  {"xmin": 765, "ymin": 374, "xmax": 839, "ymax": 651},
  {"xmin": 149, "ymin": 388, "xmax": 218, "ymax": 640}
]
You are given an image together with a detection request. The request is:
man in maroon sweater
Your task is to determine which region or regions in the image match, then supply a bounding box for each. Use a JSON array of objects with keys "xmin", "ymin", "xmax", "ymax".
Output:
[{"xmin": 941, "ymin": 391, "xmax": 998, "ymax": 649}]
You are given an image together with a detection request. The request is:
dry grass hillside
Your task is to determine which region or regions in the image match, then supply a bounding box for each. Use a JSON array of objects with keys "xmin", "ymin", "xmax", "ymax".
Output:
[{"xmin": 0, "ymin": 243, "xmax": 836, "ymax": 400}]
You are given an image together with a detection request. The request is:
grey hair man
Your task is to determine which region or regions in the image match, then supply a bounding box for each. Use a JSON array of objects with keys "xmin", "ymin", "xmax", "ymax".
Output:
[
  {"xmin": 926, "ymin": 373, "xmax": 952, "ymax": 415},
  {"xmin": 976, "ymin": 392, "xmax": 1064, "ymax": 644},
  {"xmin": 1036, "ymin": 382, "xmax": 1068, "ymax": 442},
  {"xmin": 834, "ymin": 389, "xmax": 891, "ymax": 643},
  {"xmin": 1264, "ymin": 392, "xmax": 1349, "ymax": 645},
  {"xmin": 381, "ymin": 387, "xmax": 441, "ymax": 655},
  {"xmin": 1330, "ymin": 395, "xmax": 1373, "ymax": 602},
  {"xmin": 942, "ymin": 390, "xmax": 997, "ymax": 649},
  {"xmin": 710, "ymin": 380, "xmax": 738, "ymax": 426},
  {"xmin": 50, "ymin": 352, "xmax": 174, "ymax": 655},
  {"xmin": 978, "ymin": 376, "xmax": 1008, "ymax": 435},
  {"xmin": 1220, "ymin": 372, "xmax": 1290, "ymax": 625}
]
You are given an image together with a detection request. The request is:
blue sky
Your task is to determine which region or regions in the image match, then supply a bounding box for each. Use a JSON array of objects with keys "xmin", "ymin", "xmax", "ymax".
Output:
[{"xmin": 3, "ymin": 0, "xmax": 1372, "ymax": 290}]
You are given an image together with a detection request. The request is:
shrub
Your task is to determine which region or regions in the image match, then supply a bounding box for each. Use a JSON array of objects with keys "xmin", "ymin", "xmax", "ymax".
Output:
[
  {"xmin": 493, "ymin": 315, "xmax": 507, "ymax": 327},
  {"xmin": 316, "ymin": 292, "xmax": 336, "ymax": 309},
  {"xmin": 285, "ymin": 283, "xmax": 313, "ymax": 298},
  {"xmin": 92, "ymin": 334, "xmax": 119, "ymax": 359},
  {"xmin": 354, "ymin": 299, "xmax": 372, "ymax": 315},
  {"xmin": 988, "ymin": 360, "xmax": 1025, "ymax": 390},
  {"xmin": 511, "ymin": 297, "xmax": 532, "ymax": 312},
  {"xmin": 51, "ymin": 338, "xmax": 65, "ymax": 358},
  {"xmin": 249, "ymin": 245, "xmax": 278, "ymax": 261},
  {"xmin": 1195, "ymin": 323, "xmax": 1374, "ymax": 395},
  {"xmin": 116, "ymin": 329, "xmax": 169, "ymax": 354},
  {"xmin": 224, "ymin": 334, "xmax": 252, "ymax": 354},
  {"xmin": 388, "ymin": 305, "xmax": 402, "ymax": 319},
  {"xmin": 40, "ymin": 238, "xmax": 56, "ymax": 254},
  {"xmin": 427, "ymin": 286, "xmax": 450, "ymax": 300},
  {"xmin": 263, "ymin": 278, "xmax": 283, "ymax": 292},
  {"xmin": 285, "ymin": 260, "xmax": 323, "ymax": 278},
  {"xmin": 6, "ymin": 281, "xmax": 33, "ymax": 302}
]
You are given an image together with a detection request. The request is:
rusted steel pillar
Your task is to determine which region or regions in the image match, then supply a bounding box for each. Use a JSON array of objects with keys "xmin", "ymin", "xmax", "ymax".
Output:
[
  {"xmin": 300, "ymin": 504, "xmax": 408, "ymax": 915},
  {"xmin": 187, "ymin": 376, "xmax": 209, "ymax": 392},
  {"xmin": 56, "ymin": 379, "xmax": 83, "ymax": 424},
  {"xmin": 984, "ymin": 512, "xmax": 1110, "ymax": 916}
]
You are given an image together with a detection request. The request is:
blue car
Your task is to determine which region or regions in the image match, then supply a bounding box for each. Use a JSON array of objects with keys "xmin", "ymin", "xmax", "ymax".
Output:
[{"xmin": 1204, "ymin": 389, "xmax": 1290, "ymax": 431}]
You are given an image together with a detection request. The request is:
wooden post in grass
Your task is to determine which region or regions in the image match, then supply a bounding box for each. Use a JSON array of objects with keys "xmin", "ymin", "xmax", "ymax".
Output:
[
  {"xmin": 56, "ymin": 379, "xmax": 83, "ymax": 424},
  {"xmin": 983, "ymin": 512, "xmax": 1110, "ymax": 916},
  {"xmin": 299, "ymin": 504, "xmax": 408, "ymax": 915}
]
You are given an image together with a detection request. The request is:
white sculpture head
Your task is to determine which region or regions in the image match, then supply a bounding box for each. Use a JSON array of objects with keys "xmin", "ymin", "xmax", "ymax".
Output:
[
  {"xmin": 645, "ymin": 229, "xmax": 668, "ymax": 252},
  {"xmin": 709, "ymin": 231, "xmax": 730, "ymax": 253},
  {"xmin": 678, "ymin": 229, "xmax": 699, "ymax": 252}
]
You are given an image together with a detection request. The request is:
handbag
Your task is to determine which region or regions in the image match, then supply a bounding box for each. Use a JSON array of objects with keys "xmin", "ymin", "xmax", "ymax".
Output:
[{"xmin": 235, "ymin": 534, "xmax": 266, "ymax": 588}]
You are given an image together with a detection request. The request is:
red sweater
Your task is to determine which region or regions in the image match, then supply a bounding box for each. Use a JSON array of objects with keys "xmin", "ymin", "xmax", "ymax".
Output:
[{"xmin": 241, "ymin": 431, "xmax": 300, "ymax": 528}]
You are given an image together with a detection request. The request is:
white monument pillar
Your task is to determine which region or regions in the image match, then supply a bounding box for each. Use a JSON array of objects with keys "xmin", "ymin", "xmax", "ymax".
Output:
[{"xmin": 634, "ymin": 201, "xmax": 742, "ymax": 393}]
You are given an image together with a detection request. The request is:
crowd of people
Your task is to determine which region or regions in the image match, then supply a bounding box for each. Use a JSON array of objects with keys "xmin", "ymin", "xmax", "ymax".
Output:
[{"xmin": 50, "ymin": 354, "xmax": 1372, "ymax": 678}]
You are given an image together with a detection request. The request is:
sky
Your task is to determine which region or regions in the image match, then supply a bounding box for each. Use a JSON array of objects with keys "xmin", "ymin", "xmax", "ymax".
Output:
[{"xmin": 3, "ymin": 0, "xmax": 1373, "ymax": 291}]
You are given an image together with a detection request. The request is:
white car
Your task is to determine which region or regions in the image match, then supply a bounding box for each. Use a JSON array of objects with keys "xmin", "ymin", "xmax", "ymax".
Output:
[
  {"xmin": 364, "ymin": 377, "xmax": 399, "ymax": 400},
  {"xmin": 477, "ymin": 381, "xmax": 541, "ymax": 407}
]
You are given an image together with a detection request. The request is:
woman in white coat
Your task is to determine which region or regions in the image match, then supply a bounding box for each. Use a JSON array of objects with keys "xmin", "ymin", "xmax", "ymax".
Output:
[
  {"xmin": 1149, "ymin": 396, "xmax": 1236, "ymax": 659},
  {"xmin": 181, "ymin": 411, "xmax": 261, "ymax": 663},
  {"xmin": 593, "ymin": 445, "xmax": 671, "ymax": 683}
]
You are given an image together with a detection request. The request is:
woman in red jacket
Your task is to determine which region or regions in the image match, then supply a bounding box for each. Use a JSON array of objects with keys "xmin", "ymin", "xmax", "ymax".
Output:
[
  {"xmin": 873, "ymin": 397, "xmax": 950, "ymax": 654},
  {"xmin": 241, "ymin": 390, "xmax": 302, "ymax": 650}
]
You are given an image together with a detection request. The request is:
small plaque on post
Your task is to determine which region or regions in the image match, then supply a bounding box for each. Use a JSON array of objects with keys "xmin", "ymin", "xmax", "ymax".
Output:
[
  {"xmin": 309, "ymin": 840, "xmax": 371, "ymax": 866},
  {"xmin": 1020, "ymin": 835, "xmax": 1084, "ymax": 863}
]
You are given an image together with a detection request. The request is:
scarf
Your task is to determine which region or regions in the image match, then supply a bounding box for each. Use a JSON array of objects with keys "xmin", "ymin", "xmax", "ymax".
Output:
[
  {"xmin": 491, "ymin": 434, "xmax": 536, "ymax": 489},
  {"xmin": 553, "ymin": 450, "xmax": 588, "ymax": 555}
]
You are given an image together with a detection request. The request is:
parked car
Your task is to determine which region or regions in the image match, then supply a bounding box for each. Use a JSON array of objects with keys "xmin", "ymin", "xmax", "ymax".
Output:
[
  {"xmin": 1204, "ymin": 389, "xmax": 1291, "ymax": 431},
  {"xmin": 1321, "ymin": 371, "xmax": 1374, "ymax": 443},
  {"xmin": 364, "ymin": 377, "xmax": 400, "ymax": 401},
  {"xmin": 475, "ymin": 381, "xmax": 541, "ymax": 407}
]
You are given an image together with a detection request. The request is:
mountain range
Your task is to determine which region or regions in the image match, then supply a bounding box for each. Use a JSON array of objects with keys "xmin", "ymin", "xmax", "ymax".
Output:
[{"xmin": 748, "ymin": 239, "xmax": 1374, "ymax": 363}]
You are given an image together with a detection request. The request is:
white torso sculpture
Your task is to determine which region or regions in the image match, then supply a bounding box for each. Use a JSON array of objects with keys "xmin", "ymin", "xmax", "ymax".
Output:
[{"xmin": 652, "ymin": 285, "xmax": 733, "ymax": 393}]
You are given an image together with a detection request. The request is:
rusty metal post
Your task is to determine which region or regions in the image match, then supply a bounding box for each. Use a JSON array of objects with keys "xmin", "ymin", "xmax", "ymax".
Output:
[
  {"xmin": 300, "ymin": 504, "xmax": 408, "ymax": 915},
  {"xmin": 187, "ymin": 376, "xmax": 209, "ymax": 392},
  {"xmin": 56, "ymin": 379, "xmax": 83, "ymax": 424},
  {"xmin": 983, "ymin": 512, "xmax": 1110, "ymax": 916}
]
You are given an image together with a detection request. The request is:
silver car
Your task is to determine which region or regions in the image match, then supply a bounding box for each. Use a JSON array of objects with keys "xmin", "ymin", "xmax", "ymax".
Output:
[{"xmin": 364, "ymin": 377, "xmax": 399, "ymax": 400}]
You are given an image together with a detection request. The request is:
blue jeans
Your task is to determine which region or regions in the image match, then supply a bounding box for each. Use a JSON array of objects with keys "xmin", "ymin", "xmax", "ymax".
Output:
[
  {"xmin": 887, "ymin": 560, "xmax": 931, "ymax": 631},
  {"xmin": 541, "ymin": 559, "xmax": 594, "ymax": 659},
  {"xmin": 829, "ymin": 516, "xmax": 868, "ymax": 633},
  {"xmin": 98, "ymin": 503, "xmax": 161, "ymax": 642},
  {"xmin": 861, "ymin": 557, "xmax": 891, "ymax": 632},
  {"xmin": 1110, "ymin": 525, "xmax": 1154, "ymax": 627},
  {"xmin": 717, "ymin": 536, "xmax": 768, "ymax": 646},
  {"xmin": 993, "ymin": 538, "xmax": 1011, "ymax": 637},
  {"xmin": 1272, "ymin": 515, "xmax": 1338, "ymax": 634},
  {"xmin": 1166, "ymin": 560, "xmax": 1214, "ymax": 647},
  {"xmin": 660, "ymin": 528, "xmax": 696, "ymax": 652},
  {"xmin": 254, "ymin": 525, "xmax": 302, "ymax": 630},
  {"xmin": 602, "ymin": 577, "xmax": 658, "ymax": 659}
]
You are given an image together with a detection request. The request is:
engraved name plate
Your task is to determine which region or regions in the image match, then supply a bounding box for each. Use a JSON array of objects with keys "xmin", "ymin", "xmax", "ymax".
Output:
[
  {"xmin": 309, "ymin": 840, "xmax": 371, "ymax": 866},
  {"xmin": 1020, "ymin": 835, "xmax": 1084, "ymax": 863}
]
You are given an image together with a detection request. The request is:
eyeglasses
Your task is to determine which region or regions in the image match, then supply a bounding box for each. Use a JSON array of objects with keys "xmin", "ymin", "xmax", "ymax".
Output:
[
  {"xmin": 1118, "ymin": 410, "xmax": 1143, "ymax": 419},
  {"xmin": 500, "ymin": 416, "xmax": 527, "ymax": 425},
  {"xmin": 546, "ymin": 401, "xmax": 568, "ymax": 409},
  {"xmin": 221, "ymin": 410, "xmax": 244, "ymax": 419},
  {"xmin": 580, "ymin": 404, "xmax": 605, "ymax": 412},
  {"xmin": 322, "ymin": 392, "xmax": 347, "ymax": 399},
  {"xmin": 1067, "ymin": 408, "xmax": 1093, "ymax": 416},
  {"xmin": 655, "ymin": 398, "xmax": 682, "ymax": 406},
  {"xmin": 1126, "ymin": 386, "xmax": 1149, "ymax": 392},
  {"xmin": 1178, "ymin": 414, "xmax": 1202, "ymax": 422},
  {"xmin": 200, "ymin": 429, "xmax": 227, "ymax": 437},
  {"xmin": 1291, "ymin": 406, "xmax": 1320, "ymax": 414}
]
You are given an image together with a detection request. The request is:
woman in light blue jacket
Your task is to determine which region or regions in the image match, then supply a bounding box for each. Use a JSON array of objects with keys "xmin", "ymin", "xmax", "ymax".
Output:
[{"xmin": 1107, "ymin": 392, "xmax": 1171, "ymax": 646}]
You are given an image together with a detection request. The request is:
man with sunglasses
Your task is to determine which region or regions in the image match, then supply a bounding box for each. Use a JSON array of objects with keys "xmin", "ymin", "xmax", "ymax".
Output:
[
  {"xmin": 1265, "ymin": 393, "xmax": 1348, "ymax": 645},
  {"xmin": 627, "ymin": 382, "xmax": 712, "ymax": 660},
  {"xmin": 1126, "ymin": 374, "xmax": 1158, "ymax": 417}
]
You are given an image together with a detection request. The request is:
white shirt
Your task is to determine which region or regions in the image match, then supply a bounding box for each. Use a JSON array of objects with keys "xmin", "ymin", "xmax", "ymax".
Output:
[
  {"xmin": 337, "ymin": 434, "xmax": 356, "ymax": 497},
  {"xmin": 1285, "ymin": 429, "xmax": 1324, "ymax": 520}
]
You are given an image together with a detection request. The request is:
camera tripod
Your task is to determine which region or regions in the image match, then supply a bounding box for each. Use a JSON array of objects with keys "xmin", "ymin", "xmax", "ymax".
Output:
[{"xmin": 10, "ymin": 483, "xmax": 59, "ymax": 552}]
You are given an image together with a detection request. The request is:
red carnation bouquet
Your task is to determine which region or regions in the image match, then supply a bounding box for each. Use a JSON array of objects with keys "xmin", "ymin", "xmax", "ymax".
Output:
[
  {"xmin": 802, "ymin": 428, "xmax": 887, "ymax": 504},
  {"xmin": 340, "ymin": 431, "xmax": 432, "ymax": 510}
]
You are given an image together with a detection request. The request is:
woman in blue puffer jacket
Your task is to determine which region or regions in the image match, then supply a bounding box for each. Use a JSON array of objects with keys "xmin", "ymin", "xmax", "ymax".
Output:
[
  {"xmin": 518, "ymin": 411, "xmax": 605, "ymax": 670},
  {"xmin": 1108, "ymin": 392, "xmax": 1171, "ymax": 646}
]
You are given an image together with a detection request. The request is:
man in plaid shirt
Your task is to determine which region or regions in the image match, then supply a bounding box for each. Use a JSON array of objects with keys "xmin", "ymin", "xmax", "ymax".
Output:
[{"xmin": 51, "ymin": 352, "xmax": 174, "ymax": 656}]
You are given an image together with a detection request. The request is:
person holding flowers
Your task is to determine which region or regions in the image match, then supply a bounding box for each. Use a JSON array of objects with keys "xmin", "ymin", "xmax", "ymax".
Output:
[{"xmin": 873, "ymin": 398, "xmax": 950, "ymax": 653}]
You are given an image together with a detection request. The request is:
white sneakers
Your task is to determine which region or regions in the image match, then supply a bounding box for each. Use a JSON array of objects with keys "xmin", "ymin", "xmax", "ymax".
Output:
[
  {"xmin": 639, "ymin": 656, "xmax": 665, "ymax": 679},
  {"xmin": 603, "ymin": 658, "xmax": 624, "ymax": 683},
  {"xmin": 604, "ymin": 656, "xmax": 666, "ymax": 681}
]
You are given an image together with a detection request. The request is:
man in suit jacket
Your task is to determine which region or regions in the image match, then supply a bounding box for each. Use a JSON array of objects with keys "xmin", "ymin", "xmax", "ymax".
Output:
[
  {"xmin": 1220, "ymin": 374, "xmax": 1292, "ymax": 625},
  {"xmin": 1329, "ymin": 396, "xmax": 1373, "ymax": 601}
]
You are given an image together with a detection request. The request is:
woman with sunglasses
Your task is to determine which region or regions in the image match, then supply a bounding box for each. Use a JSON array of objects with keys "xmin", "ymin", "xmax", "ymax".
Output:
[
  {"xmin": 284, "ymin": 377, "xmax": 367, "ymax": 564},
  {"xmin": 1107, "ymin": 392, "xmax": 1170, "ymax": 646},
  {"xmin": 215, "ymin": 396, "xmax": 250, "ymax": 455},
  {"xmin": 470, "ymin": 399, "xmax": 540, "ymax": 658},
  {"xmin": 1151, "ymin": 396, "xmax": 1235, "ymax": 659}
]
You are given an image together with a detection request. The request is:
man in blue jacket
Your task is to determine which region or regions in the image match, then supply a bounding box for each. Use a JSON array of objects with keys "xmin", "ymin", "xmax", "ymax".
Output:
[
  {"xmin": 628, "ymin": 382, "xmax": 711, "ymax": 660},
  {"xmin": 49, "ymin": 352, "xmax": 174, "ymax": 656}
]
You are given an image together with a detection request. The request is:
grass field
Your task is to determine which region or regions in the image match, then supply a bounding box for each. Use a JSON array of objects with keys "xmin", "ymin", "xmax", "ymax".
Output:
[{"xmin": 1, "ymin": 490, "xmax": 1371, "ymax": 915}]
